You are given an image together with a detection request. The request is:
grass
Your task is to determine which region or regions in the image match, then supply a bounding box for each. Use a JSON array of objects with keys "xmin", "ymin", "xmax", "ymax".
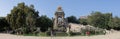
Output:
[
  {"xmin": 22, "ymin": 33, "xmax": 48, "ymax": 36},
  {"xmin": 54, "ymin": 32, "xmax": 68, "ymax": 36},
  {"xmin": 23, "ymin": 33, "xmax": 39, "ymax": 36},
  {"xmin": 19, "ymin": 31, "xmax": 105, "ymax": 37}
]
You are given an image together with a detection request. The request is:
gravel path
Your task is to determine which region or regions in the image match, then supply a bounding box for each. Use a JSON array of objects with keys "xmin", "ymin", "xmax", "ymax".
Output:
[{"xmin": 0, "ymin": 31, "xmax": 120, "ymax": 39}]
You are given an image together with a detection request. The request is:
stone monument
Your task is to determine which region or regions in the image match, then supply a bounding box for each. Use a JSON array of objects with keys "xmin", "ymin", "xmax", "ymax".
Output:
[{"xmin": 53, "ymin": 6, "xmax": 68, "ymax": 32}]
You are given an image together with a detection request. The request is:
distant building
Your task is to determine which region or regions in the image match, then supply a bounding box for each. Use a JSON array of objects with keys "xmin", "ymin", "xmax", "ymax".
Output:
[{"xmin": 80, "ymin": 16, "xmax": 88, "ymax": 19}]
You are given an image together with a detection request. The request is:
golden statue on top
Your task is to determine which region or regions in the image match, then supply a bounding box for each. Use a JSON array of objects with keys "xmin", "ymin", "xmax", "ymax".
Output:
[{"xmin": 57, "ymin": 6, "xmax": 62, "ymax": 11}]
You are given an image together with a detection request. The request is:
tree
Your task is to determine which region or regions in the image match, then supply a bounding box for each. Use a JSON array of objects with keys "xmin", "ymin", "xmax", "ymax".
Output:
[
  {"xmin": 103, "ymin": 13, "xmax": 112, "ymax": 29},
  {"xmin": 66, "ymin": 16, "xmax": 79, "ymax": 23},
  {"xmin": 108, "ymin": 16, "xmax": 120, "ymax": 30},
  {"xmin": 79, "ymin": 18, "xmax": 88, "ymax": 25},
  {"xmin": 0, "ymin": 17, "xmax": 10, "ymax": 32},
  {"xmin": 36, "ymin": 15, "xmax": 53, "ymax": 32},
  {"xmin": 6, "ymin": 2, "xmax": 39, "ymax": 32},
  {"xmin": 87, "ymin": 11, "xmax": 112, "ymax": 29}
]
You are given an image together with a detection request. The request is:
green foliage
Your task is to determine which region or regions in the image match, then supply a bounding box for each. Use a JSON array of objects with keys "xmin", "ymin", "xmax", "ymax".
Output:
[
  {"xmin": 87, "ymin": 11, "xmax": 112, "ymax": 29},
  {"xmin": 69, "ymin": 32, "xmax": 81, "ymax": 36},
  {"xmin": 6, "ymin": 2, "xmax": 39, "ymax": 34},
  {"xmin": 38, "ymin": 32, "xmax": 49, "ymax": 36},
  {"xmin": 36, "ymin": 15, "xmax": 53, "ymax": 32},
  {"xmin": 86, "ymin": 11, "xmax": 120, "ymax": 30},
  {"xmin": 108, "ymin": 16, "xmax": 120, "ymax": 30},
  {"xmin": 0, "ymin": 17, "xmax": 10, "ymax": 32},
  {"xmin": 55, "ymin": 32, "xmax": 68, "ymax": 36},
  {"xmin": 79, "ymin": 19, "xmax": 88, "ymax": 25},
  {"xmin": 66, "ymin": 16, "xmax": 79, "ymax": 24},
  {"xmin": 4, "ymin": 2, "xmax": 53, "ymax": 34},
  {"xmin": 23, "ymin": 33, "xmax": 39, "ymax": 36}
]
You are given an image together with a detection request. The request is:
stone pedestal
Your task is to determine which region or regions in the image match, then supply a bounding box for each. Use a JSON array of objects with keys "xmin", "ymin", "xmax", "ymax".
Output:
[{"xmin": 53, "ymin": 6, "xmax": 68, "ymax": 33}]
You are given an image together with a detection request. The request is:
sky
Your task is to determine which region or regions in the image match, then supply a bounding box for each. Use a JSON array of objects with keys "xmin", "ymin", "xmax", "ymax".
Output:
[{"xmin": 0, "ymin": 0, "xmax": 120, "ymax": 18}]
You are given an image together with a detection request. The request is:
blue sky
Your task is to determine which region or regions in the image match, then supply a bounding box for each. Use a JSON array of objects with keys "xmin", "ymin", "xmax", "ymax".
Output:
[{"xmin": 0, "ymin": 0, "xmax": 120, "ymax": 18}]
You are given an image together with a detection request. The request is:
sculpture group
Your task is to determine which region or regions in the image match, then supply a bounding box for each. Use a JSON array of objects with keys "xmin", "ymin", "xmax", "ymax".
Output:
[{"xmin": 53, "ymin": 6, "xmax": 68, "ymax": 32}]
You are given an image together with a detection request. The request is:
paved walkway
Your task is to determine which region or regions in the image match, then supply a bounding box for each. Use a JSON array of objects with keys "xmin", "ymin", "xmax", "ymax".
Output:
[{"xmin": 0, "ymin": 31, "xmax": 120, "ymax": 39}]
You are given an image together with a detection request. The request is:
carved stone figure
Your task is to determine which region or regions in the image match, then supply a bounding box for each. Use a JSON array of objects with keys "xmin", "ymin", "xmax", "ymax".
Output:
[{"xmin": 53, "ymin": 6, "xmax": 68, "ymax": 32}]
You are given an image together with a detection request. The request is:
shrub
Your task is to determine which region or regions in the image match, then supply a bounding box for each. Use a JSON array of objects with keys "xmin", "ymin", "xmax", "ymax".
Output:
[{"xmin": 55, "ymin": 32, "xmax": 68, "ymax": 36}]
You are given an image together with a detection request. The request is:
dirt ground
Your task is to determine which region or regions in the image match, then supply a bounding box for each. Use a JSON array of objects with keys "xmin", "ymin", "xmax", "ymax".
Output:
[{"xmin": 0, "ymin": 31, "xmax": 120, "ymax": 39}]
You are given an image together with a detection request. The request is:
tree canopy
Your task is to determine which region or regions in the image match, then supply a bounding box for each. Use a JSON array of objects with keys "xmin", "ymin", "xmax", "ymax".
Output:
[
  {"xmin": 36, "ymin": 15, "xmax": 53, "ymax": 32},
  {"xmin": 6, "ymin": 2, "xmax": 39, "ymax": 30},
  {"xmin": 66, "ymin": 16, "xmax": 79, "ymax": 24},
  {"xmin": 87, "ymin": 11, "xmax": 112, "ymax": 29},
  {"xmin": 0, "ymin": 17, "xmax": 10, "ymax": 32}
]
